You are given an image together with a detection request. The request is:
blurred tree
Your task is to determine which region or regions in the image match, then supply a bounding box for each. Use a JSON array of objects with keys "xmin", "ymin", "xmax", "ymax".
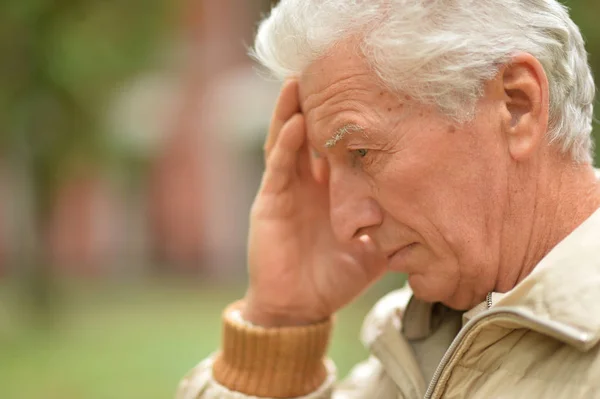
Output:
[
  {"xmin": 0, "ymin": 0, "xmax": 173, "ymax": 322},
  {"xmin": 567, "ymin": 1, "xmax": 600, "ymax": 161}
]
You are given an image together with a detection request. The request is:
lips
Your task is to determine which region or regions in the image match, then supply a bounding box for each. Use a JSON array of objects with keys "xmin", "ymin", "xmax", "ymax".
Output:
[{"xmin": 386, "ymin": 242, "xmax": 415, "ymax": 259}]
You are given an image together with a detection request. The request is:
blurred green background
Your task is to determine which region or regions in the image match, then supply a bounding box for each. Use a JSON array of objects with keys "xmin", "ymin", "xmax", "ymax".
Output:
[{"xmin": 0, "ymin": 1, "xmax": 598, "ymax": 398}]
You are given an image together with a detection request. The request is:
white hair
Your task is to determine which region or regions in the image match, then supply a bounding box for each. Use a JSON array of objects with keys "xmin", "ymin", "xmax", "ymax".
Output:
[{"xmin": 253, "ymin": 0, "xmax": 596, "ymax": 164}]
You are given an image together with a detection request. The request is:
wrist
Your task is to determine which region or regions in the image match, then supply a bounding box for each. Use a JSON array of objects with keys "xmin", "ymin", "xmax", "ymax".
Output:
[{"xmin": 242, "ymin": 297, "xmax": 327, "ymax": 327}]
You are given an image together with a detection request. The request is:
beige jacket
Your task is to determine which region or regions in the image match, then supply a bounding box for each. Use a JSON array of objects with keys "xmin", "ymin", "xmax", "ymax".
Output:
[{"xmin": 177, "ymin": 204, "xmax": 600, "ymax": 399}]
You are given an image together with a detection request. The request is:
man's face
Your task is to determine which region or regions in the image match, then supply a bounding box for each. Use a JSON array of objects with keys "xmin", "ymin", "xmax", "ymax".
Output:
[{"xmin": 299, "ymin": 43, "xmax": 510, "ymax": 309}]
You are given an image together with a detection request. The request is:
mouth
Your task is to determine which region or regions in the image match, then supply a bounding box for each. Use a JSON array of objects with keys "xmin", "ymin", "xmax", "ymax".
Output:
[{"xmin": 387, "ymin": 243, "xmax": 417, "ymax": 259}]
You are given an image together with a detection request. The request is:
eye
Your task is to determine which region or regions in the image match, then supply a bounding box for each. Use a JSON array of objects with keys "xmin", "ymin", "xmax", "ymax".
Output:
[{"xmin": 354, "ymin": 149, "xmax": 368, "ymax": 157}]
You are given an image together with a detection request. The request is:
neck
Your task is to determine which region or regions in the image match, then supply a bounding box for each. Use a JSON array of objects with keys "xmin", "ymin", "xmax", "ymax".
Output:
[{"xmin": 496, "ymin": 157, "xmax": 600, "ymax": 293}]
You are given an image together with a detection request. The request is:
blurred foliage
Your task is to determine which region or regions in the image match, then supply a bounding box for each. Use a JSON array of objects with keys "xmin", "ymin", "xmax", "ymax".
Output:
[
  {"xmin": 0, "ymin": 0, "xmax": 177, "ymax": 325},
  {"xmin": 567, "ymin": 1, "xmax": 600, "ymax": 161},
  {"xmin": 0, "ymin": 0, "xmax": 174, "ymax": 201}
]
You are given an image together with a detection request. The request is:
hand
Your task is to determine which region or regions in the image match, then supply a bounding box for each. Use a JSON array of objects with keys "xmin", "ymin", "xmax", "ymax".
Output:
[{"xmin": 243, "ymin": 80, "xmax": 387, "ymax": 327}]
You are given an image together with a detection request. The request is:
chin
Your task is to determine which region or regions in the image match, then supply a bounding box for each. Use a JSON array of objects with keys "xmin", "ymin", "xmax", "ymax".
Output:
[{"xmin": 407, "ymin": 273, "xmax": 461, "ymax": 308}]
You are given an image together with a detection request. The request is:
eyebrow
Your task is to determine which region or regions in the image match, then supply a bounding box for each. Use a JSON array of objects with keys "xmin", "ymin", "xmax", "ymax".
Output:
[{"xmin": 325, "ymin": 123, "xmax": 365, "ymax": 148}]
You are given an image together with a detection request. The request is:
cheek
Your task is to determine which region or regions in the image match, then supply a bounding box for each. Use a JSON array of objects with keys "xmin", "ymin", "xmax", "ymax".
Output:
[
  {"xmin": 385, "ymin": 133, "xmax": 489, "ymax": 229},
  {"xmin": 374, "ymin": 155, "xmax": 447, "ymax": 237},
  {"xmin": 373, "ymin": 137, "xmax": 494, "ymax": 265}
]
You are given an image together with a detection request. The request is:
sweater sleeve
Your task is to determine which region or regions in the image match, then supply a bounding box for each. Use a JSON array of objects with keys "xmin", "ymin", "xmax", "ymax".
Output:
[
  {"xmin": 175, "ymin": 288, "xmax": 415, "ymax": 399},
  {"xmin": 175, "ymin": 301, "xmax": 336, "ymax": 399}
]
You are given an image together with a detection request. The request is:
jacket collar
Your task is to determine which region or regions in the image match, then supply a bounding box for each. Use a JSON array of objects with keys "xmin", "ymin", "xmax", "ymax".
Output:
[
  {"xmin": 400, "ymin": 172, "xmax": 600, "ymax": 350},
  {"xmin": 402, "ymin": 206, "xmax": 600, "ymax": 351},
  {"xmin": 495, "ymin": 205, "xmax": 600, "ymax": 351}
]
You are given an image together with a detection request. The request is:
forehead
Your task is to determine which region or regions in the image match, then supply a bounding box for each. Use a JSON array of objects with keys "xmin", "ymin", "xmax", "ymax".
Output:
[
  {"xmin": 299, "ymin": 42, "xmax": 379, "ymax": 115},
  {"xmin": 298, "ymin": 41, "xmax": 407, "ymax": 148},
  {"xmin": 299, "ymin": 43, "xmax": 374, "ymax": 105}
]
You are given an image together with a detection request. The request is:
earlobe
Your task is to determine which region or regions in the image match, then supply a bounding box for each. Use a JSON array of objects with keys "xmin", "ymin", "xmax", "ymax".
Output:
[{"xmin": 502, "ymin": 53, "xmax": 550, "ymax": 161}]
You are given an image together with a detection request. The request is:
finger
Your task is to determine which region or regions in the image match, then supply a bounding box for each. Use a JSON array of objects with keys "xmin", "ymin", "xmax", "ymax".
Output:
[
  {"xmin": 356, "ymin": 235, "xmax": 387, "ymax": 279},
  {"xmin": 262, "ymin": 113, "xmax": 305, "ymax": 192},
  {"xmin": 264, "ymin": 80, "xmax": 300, "ymax": 160},
  {"xmin": 296, "ymin": 142, "xmax": 312, "ymax": 179},
  {"xmin": 309, "ymin": 150, "xmax": 329, "ymax": 185}
]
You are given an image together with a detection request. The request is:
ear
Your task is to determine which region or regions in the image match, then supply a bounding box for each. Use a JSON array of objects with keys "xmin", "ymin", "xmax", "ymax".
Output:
[{"xmin": 499, "ymin": 53, "xmax": 550, "ymax": 161}]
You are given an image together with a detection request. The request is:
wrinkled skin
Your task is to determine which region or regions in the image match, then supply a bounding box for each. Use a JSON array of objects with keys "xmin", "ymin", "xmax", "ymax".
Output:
[
  {"xmin": 245, "ymin": 80, "xmax": 387, "ymax": 326},
  {"xmin": 244, "ymin": 42, "xmax": 600, "ymax": 325}
]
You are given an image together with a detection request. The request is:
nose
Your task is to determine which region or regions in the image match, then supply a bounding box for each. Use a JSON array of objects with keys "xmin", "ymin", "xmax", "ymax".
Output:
[{"xmin": 329, "ymin": 168, "xmax": 383, "ymax": 242}]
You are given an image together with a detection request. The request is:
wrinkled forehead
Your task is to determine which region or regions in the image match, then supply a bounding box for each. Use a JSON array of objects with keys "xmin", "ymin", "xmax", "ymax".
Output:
[
  {"xmin": 298, "ymin": 42, "xmax": 414, "ymax": 149},
  {"xmin": 298, "ymin": 43, "xmax": 389, "ymax": 147},
  {"xmin": 298, "ymin": 41, "xmax": 376, "ymax": 113}
]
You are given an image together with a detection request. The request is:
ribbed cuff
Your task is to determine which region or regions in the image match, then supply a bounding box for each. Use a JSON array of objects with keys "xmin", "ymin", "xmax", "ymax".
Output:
[{"xmin": 213, "ymin": 301, "xmax": 332, "ymax": 398}]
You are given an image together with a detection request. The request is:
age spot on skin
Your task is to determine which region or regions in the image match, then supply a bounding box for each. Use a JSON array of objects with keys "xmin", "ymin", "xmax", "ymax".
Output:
[{"xmin": 448, "ymin": 125, "xmax": 457, "ymax": 134}]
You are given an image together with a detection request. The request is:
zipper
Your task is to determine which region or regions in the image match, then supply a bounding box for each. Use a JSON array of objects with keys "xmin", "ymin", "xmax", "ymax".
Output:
[{"xmin": 423, "ymin": 307, "xmax": 591, "ymax": 399}]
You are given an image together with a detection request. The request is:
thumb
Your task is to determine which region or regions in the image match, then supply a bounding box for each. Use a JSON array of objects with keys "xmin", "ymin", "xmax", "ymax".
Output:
[{"xmin": 356, "ymin": 235, "xmax": 387, "ymax": 279}]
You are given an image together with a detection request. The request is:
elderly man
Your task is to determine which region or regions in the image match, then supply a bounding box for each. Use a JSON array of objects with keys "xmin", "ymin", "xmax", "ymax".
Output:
[{"xmin": 177, "ymin": 0, "xmax": 600, "ymax": 398}]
